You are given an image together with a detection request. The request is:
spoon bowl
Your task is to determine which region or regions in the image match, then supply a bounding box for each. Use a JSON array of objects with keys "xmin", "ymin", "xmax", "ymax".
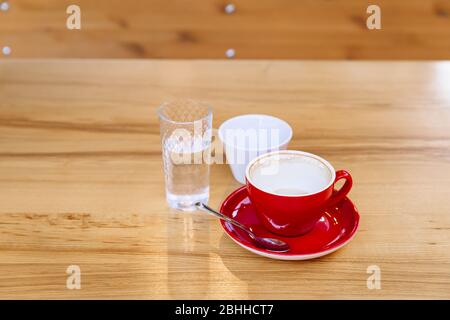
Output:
[{"xmin": 195, "ymin": 202, "xmax": 290, "ymax": 252}]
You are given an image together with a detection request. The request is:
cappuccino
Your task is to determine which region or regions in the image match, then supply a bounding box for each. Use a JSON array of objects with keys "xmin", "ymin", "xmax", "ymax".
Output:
[{"xmin": 248, "ymin": 153, "xmax": 333, "ymax": 196}]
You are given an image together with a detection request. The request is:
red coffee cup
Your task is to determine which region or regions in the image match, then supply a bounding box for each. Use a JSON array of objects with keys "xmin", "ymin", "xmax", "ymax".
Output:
[{"xmin": 245, "ymin": 150, "xmax": 352, "ymax": 237}]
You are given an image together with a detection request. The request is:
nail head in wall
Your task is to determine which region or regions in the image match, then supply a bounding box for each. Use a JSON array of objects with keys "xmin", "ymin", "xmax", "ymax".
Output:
[
  {"xmin": 0, "ymin": 2, "xmax": 9, "ymax": 11},
  {"xmin": 2, "ymin": 46, "xmax": 11, "ymax": 56},
  {"xmin": 226, "ymin": 48, "xmax": 235, "ymax": 59},
  {"xmin": 224, "ymin": 3, "xmax": 235, "ymax": 15}
]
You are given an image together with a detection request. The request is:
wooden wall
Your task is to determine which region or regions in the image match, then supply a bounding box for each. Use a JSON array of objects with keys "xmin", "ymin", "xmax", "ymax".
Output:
[{"xmin": 0, "ymin": 0, "xmax": 449, "ymax": 59}]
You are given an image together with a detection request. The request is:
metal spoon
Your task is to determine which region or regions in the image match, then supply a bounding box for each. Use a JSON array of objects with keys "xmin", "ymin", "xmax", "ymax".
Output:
[{"xmin": 195, "ymin": 202, "xmax": 290, "ymax": 252}]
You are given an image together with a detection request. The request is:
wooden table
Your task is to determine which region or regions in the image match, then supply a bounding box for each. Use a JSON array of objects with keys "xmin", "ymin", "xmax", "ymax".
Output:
[{"xmin": 0, "ymin": 59, "xmax": 449, "ymax": 299}]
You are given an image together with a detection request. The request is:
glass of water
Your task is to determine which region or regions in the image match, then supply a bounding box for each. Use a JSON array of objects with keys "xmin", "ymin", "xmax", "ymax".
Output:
[{"xmin": 158, "ymin": 99, "xmax": 212, "ymax": 211}]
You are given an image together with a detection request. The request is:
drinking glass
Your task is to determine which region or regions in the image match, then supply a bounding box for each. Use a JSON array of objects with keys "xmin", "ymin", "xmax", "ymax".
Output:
[{"xmin": 158, "ymin": 99, "xmax": 212, "ymax": 211}]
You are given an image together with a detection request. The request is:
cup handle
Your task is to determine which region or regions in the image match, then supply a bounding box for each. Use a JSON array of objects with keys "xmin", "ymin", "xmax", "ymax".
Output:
[{"xmin": 326, "ymin": 170, "xmax": 353, "ymax": 208}]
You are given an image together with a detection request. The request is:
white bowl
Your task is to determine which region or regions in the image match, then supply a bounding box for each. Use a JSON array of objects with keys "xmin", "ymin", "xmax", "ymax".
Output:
[{"xmin": 218, "ymin": 114, "xmax": 293, "ymax": 184}]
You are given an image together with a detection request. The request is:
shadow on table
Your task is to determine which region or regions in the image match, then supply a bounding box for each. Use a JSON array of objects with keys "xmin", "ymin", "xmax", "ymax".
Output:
[
  {"xmin": 166, "ymin": 210, "xmax": 211, "ymax": 299},
  {"xmin": 217, "ymin": 233, "xmax": 345, "ymax": 298}
]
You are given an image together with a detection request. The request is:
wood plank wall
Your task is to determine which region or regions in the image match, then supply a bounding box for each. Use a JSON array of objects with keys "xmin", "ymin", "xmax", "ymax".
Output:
[{"xmin": 0, "ymin": 0, "xmax": 449, "ymax": 59}]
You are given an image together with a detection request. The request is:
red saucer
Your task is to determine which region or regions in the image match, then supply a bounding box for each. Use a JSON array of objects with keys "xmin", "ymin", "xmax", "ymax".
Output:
[{"xmin": 219, "ymin": 186, "xmax": 360, "ymax": 260}]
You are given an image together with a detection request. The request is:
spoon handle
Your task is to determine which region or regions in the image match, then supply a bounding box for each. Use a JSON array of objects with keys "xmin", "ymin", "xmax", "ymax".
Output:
[{"xmin": 195, "ymin": 202, "xmax": 255, "ymax": 238}]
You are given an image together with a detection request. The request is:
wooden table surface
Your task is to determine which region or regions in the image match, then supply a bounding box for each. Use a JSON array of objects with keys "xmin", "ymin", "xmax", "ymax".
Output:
[{"xmin": 0, "ymin": 59, "xmax": 449, "ymax": 299}]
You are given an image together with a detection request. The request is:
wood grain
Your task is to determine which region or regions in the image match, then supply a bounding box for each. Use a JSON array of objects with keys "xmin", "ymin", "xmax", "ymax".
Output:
[
  {"xmin": 0, "ymin": 59, "xmax": 450, "ymax": 299},
  {"xmin": 0, "ymin": 0, "xmax": 450, "ymax": 59}
]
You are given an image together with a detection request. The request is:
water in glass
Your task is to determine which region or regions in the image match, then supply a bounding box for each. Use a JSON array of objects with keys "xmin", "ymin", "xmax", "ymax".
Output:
[{"xmin": 158, "ymin": 100, "xmax": 212, "ymax": 211}]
